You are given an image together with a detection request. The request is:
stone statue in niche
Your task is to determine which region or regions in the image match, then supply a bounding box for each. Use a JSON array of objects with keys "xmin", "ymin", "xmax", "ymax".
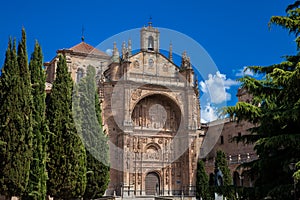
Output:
[
  {"xmin": 134, "ymin": 60, "xmax": 139, "ymax": 68},
  {"xmin": 127, "ymin": 138, "xmax": 131, "ymax": 148},
  {"xmin": 126, "ymin": 160, "xmax": 129, "ymax": 169},
  {"xmin": 138, "ymin": 174, "xmax": 141, "ymax": 184},
  {"xmin": 214, "ymin": 168, "xmax": 224, "ymax": 186}
]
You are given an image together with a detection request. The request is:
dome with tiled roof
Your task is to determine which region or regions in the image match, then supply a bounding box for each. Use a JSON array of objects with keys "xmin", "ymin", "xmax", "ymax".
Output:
[{"xmin": 69, "ymin": 41, "xmax": 108, "ymax": 57}]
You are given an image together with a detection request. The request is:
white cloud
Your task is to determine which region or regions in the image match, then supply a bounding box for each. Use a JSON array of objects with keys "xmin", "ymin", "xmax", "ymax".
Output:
[
  {"xmin": 106, "ymin": 48, "xmax": 113, "ymax": 56},
  {"xmin": 200, "ymin": 71, "xmax": 239, "ymax": 104},
  {"xmin": 201, "ymin": 103, "xmax": 219, "ymax": 123},
  {"xmin": 235, "ymin": 66, "xmax": 254, "ymax": 77}
]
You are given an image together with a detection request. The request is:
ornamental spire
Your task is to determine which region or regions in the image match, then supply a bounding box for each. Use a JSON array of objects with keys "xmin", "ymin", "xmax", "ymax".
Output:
[
  {"xmin": 128, "ymin": 39, "xmax": 132, "ymax": 57},
  {"xmin": 112, "ymin": 42, "xmax": 120, "ymax": 63},
  {"xmin": 169, "ymin": 42, "xmax": 173, "ymax": 62}
]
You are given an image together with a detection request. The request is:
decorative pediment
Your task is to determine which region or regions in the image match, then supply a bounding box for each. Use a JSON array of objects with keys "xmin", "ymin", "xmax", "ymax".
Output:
[{"xmin": 126, "ymin": 52, "xmax": 180, "ymax": 81}]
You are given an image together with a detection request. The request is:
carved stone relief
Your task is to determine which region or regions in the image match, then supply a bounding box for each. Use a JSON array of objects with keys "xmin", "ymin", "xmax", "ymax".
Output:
[
  {"xmin": 131, "ymin": 89, "xmax": 142, "ymax": 101},
  {"xmin": 131, "ymin": 95, "xmax": 180, "ymax": 131}
]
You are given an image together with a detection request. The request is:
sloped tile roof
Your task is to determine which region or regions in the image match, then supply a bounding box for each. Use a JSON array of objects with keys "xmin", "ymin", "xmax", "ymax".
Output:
[{"xmin": 69, "ymin": 42, "xmax": 108, "ymax": 57}]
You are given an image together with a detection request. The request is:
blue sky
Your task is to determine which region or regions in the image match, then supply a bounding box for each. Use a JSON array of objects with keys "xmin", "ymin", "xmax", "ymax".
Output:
[{"xmin": 0, "ymin": 0, "xmax": 297, "ymax": 122}]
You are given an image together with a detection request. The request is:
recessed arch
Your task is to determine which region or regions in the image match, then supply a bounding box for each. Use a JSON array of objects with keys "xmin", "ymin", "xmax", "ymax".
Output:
[
  {"xmin": 131, "ymin": 94, "xmax": 182, "ymax": 132},
  {"xmin": 145, "ymin": 142, "xmax": 161, "ymax": 152},
  {"xmin": 148, "ymin": 35, "xmax": 154, "ymax": 50}
]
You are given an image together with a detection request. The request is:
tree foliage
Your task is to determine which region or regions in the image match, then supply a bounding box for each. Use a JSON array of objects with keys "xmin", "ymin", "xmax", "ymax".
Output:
[
  {"xmin": 196, "ymin": 159, "xmax": 210, "ymax": 200},
  {"xmin": 46, "ymin": 54, "xmax": 86, "ymax": 199},
  {"xmin": 214, "ymin": 150, "xmax": 235, "ymax": 199},
  {"xmin": 0, "ymin": 29, "xmax": 33, "ymax": 198},
  {"xmin": 215, "ymin": 150, "xmax": 232, "ymax": 187},
  {"xmin": 73, "ymin": 65, "xmax": 110, "ymax": 200},
  {"xmin": 225, "ymin": 1, "xmax": 300, "ymax": 199},
  {"xmin": 23, "ymin": 41, "xmax": 48, "ymax": 200}
]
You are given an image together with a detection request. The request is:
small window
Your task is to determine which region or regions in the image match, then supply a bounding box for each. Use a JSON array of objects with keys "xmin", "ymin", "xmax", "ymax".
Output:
[
  {"xmin": 134, "ymin": 60, "xmax": 139, "ymax": 68},
  {"xmin": 238, "ymin": 132, "xmax": 242, "ymax": 137},
  {"xmin": 220, "ymin": 135, "xmax": 224, "ymax": 145}
]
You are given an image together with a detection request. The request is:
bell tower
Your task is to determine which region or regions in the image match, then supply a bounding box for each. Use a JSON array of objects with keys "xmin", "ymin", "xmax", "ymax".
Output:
[{"xmin": 140, "ymin": 21, "xmax": 160, "ymax": 52}]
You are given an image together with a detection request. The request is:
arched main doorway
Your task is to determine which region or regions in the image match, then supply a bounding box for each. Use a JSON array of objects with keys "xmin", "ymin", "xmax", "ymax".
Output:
[{"xmin": 145, "ymin": 172, "xmax": 160, "ymax": 195}]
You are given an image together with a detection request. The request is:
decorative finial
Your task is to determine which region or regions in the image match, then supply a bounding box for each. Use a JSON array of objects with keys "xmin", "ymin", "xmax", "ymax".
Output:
[
  {"xmin": 81, "ymin": 25, "xmax": 85, "ymax": 42},
  {"xmin": 169, "ymin": 42, "xmax": 173, "ymax": 62},
  {"xmin": 113, "ymin": 42, "xmax": 117, "ymax": 51},
  {"xmin": 122, "ymin": 41, "xmax": 127, "ymax": 59},
  {"xmin": 181, "ymin": 50, "xmax": 189, "ymax": 68},
  {"xmin": 182, "ymin": 51, "xmax": 187, "ymax": 59},
  {"xmin": 128, "ymin": 39, "xmax": 132, "ymax": 57},
  {"xmin": 99, "ymin": 61, "xmax": 105, "ymax": 83},
  {"xmin": 148, "ymin": 16, "xmax": 153, "ymax": 27},
  {"xmin": 112, "ymin": 42, "xmax": 120, "ymax": 63},
  {"xmin": 187, "ymin": 56, "xmax": 192, "ymax": 69}
]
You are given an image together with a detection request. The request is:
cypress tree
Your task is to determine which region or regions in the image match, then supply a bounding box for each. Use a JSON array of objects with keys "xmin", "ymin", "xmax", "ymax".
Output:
[
  {"xmin": 73, "ymin": 65, "xmax": 109, "ymax": 200},
  {"xmin": 23, "ymin": 41, "xmax": 48, "ymax": 200},
  {"xmin": 0, "ymin": 29, "xmax": 33, "ymax": 198},
  {"xmin": 214, "ymin": 150, "xmax": 234, "ymax": 199},
  {"xmin": 196, "ymin": 159, "xmax": 210, "ymax": 200},
  {"xmin": 46, "ymin": 54, "xmax": 86, "ymax": 199},
  {"xmin": 215, "ymin": 150, "xmax": 232, "ymax": 186}
]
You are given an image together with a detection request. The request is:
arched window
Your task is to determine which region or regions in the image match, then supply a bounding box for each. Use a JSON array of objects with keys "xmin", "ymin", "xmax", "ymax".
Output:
[
  {"xmin": 77, "ymin": 68, "xmax": 84, "ymax": 83},
  {"xmin": 148, "ymin": 36, "xmax": 154, "ymax": 50}
]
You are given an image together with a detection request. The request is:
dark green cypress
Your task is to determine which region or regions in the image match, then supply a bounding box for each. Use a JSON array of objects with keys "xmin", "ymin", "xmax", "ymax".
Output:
[
  {"xmin": 46, "ymin": 54, "xmax": 86, "ymax": 199},
  {"xmin": 215, "ymin": 150, "xmax": 232, "ymax": 186},
  {"xmin": 196, "ymin": 159, "xmax": 210, "ymax": 200},
  {"xmin": 23, "ymin": 41, "xmax": 48, "ymax": 200},
  {"xmin": 74, "ymin": 65, "xmax": 109, "ymax": 200},
  {"xmin": 0, "ymin": 28, "xmax": 33, "ymax": 198},
  {"xmin": 214, "ymin": 150, "xmax": 235, "ymax": 199}
]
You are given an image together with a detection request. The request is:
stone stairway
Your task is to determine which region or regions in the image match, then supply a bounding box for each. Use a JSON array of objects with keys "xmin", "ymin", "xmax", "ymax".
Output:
[
  {"xmin": 97, "ymin": 196, "xmax": 195, "ymax": 200},
  {"xmin": 117, "ymin": 196, "xmax": 155, "ymax": 200},
  {"xmin": 113, "ymin": 196, "xmax": 194, "ymax": 200}
]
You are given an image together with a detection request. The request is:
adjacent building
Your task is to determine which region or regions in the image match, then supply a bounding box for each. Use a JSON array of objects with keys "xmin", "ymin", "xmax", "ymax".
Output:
[{"xmin": 201, "ymin": 88, "xmax": 257, "ymax": 187}]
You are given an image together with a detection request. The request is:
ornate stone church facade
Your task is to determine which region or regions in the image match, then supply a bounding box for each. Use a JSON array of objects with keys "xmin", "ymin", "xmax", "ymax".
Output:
[{"xmin": 45, "ymin": 24, "xmax": 203, "ymax": 197}]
